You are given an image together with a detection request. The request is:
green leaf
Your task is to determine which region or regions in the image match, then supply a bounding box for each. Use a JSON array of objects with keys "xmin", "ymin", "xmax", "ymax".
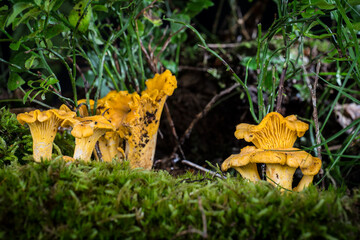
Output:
[
  {"xmin": 0, "ymin": 15, "xmax": 7, "ymax": 30},
  {"xmin": 185, "ymin": 0, "xmax": 214, "ymax": 17},
  {"xmin": 13, "ymin": 7, "xmax": 41, "ymax": 28},
  {"xmin": 352, "ymin": 22, "xmax": 360, "ymax": 31},
  {"xmin": 34, "ymin": 0, "xmax": 42, "ymax": 7},
  {"xmin": 44, "ymin": 23, "xmax": 69, "ymax": 39},
  {"xmin": 25, "ymin": 55, "xmax": 39, "ymax": 69},
  {"xmin": 0, "ymin": 136, "xmax": 7, "ymax": 151},
  {"xmin": 312, "ymin": 0, "xmax": 336, "ymax": 10},
  {"xmin": 0, "ymin": 6, "xmax": 8, "ymax": 11},
  {"xmin": 92, "ymin": 5, "xmax": 108, "ymax": 12},
  {"xmin": 49, "ymin": 0, "xmax": 65, "ymax": 11},
  {"xmin": 8, "ymin": 73, "xmax": 25, "ymax": 91},
  {"xmin": 348, "ymin": 0, "xmax": 360, "ymax": 5},
  {"xmin": 68, "ymin": 0, "xmax": 92, "ymax": 33},
  {"xmin": 6, "ymin": 2, "xmax": 34, "ymax": 27},
  {"xmin": 9, "ymin": 39, "xmax": 22, "ymax": 51},
  {"xmin": 47, "ymin": 77, "xmax": 59, "ymax": 86},
  {"xmin": 30, "ymin": 90, "xmax": 42, "ymax": 102},
  {"xmin": 143, "ymin": 10, "xmax": 162, "ymax": 26}
]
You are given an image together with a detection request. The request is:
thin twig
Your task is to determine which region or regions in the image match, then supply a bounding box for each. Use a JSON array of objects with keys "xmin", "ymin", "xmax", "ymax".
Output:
[
  {"xmin": 164, "ymin": 103, "xmax": 186, "ymax": 159},
  {"xmin": 235, "ymin": 4, "xmax": 250, "ymax": 40},
  {"xmin": 155, "ymin": 26, "xmax": 186, "ymax": 61},
  {"xmin": 207, "ymin": 43, "xmax": 243, "ymax": 48},
  {"xmin": 134, "ymin": 0, "xmax": 158, "ymax": 20},
  {"xmin": 198, "ymin": 197, "xmax": 208, "ymax": 239},
  {"xmin": 134, "ymin": 0, "xmax": 159, "ymax": 73},
  {"xmin": 181, "ymin": 160, "xmax": 226, "ymax": 179},
  {"xmin": 304, "ymin": 62, "xmax": 324, "ymax": 187},
  {"xmin": 138, "ymin": 36, "xmax": 157, "ymax": 73},
  {"xmin": 275, "ymin": 65, "xmax": 287, "ymax": 112},
  {"xmin": 95, "ymin": 142, "xmax": 103, "ymax": 162},
  {"xmin": 313, "ymin": 62, "xmax": 322, "ymax": 160}
]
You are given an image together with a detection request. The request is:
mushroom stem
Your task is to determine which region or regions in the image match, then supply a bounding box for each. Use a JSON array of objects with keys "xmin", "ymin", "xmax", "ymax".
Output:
[
  {"xmin": 96, "ymin": 131, "xmax": 124, "ymax": 162},
  {"xmin": 126, "ymin": 132, "xmax": 157, "ymax": 169},
  {"xmin": 234, "ymin": 163, "xmax": 261, "ymax": 182},
  {"xmin": 293, "ymin": 175, "xmax": 314, "ymax": 192},
  {"xmin": 32, "ymin": 139, "xmax": 53, "ymax": 161},
  {"xmin": 266, "ymin": 164, "xmax": 296, "ymax": 191},
  {"xmin": 73, "ymin": 133, "xmax": 104, "ymax": 162}
]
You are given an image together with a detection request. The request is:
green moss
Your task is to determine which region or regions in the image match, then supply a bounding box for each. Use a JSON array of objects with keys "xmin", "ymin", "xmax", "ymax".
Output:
[
  {"xmin": 0, "ymin": 160, "xmax": 358, "ymax": 239},
  {"xmin": 0, "ymin": 107, "xmax": 32, "ymax": 165}
]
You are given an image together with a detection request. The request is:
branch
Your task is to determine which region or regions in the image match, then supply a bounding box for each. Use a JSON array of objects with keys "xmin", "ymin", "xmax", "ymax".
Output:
[{"xmin": 275, "ymin": 65, "xmax": 287, "ymax": 112}]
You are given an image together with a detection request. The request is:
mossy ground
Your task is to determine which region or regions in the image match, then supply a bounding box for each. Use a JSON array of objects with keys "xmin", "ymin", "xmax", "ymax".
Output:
[{"xmin": 0, "ymin": 160, "xmax": 358, "ymax": 239}]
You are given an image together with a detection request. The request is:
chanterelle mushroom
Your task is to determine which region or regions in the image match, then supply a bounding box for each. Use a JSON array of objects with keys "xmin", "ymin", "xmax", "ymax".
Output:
[
  {"xmin": 294, "ymin": 156, "xmax": 322, "ymax": 192},
  {"xmin": 222, "ymin": 112, "xmax": 321, "ymax": 191},
  {"xmin": 62, "ymin": 115, "xmax": 115, "ymax": 162},
  {"xmin": 222, "ymin": 146, "xmax": 262, "ymax": 182},
  {"xmin": 95, "ymin": 131, "xmax": 125, "ymax": 162},
  {"xmin": 91, "ymin": 90, "xmax": 133, "ymax": 162},
  {"xmin": 17, "ymin": 108, "xmax": 76, "ymax": 162},
  {"xmin": 119, "ymin": 70, "xmax": 177, "ymax": 169}
]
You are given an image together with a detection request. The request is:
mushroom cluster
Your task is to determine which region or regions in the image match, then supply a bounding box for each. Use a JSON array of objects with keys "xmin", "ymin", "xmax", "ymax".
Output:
[
  {"xmin": 222, "ymin": 112, "xmax": 321, "ymax": 192},
  {"xmin": 17, "ymin": 70, "xmax": 177, "ymax": 169}
]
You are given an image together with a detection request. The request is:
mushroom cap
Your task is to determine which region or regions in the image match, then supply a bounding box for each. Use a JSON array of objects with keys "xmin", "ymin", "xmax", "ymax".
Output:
[
  {"xmin": 234, "ymin": 112, "xmax": 309, "ymax": 149},
  {"xmin": 142, "ymin": 69, "xmax": 177, "ymax": 102},
  {"xmin": 222, "ymin": 146, "xmax": 316, "ymax": 171},
  {"xmin": 248, "ymin": 148, "xmax": 315, "ymax": 169},
  {"xmin": 300, "ymin": 156, "xmax": 322, "ymax": 176},
  {"xmin": 59, "ymin": 104, "xmax": 73, "ymax": 113},
  {"xmin": 101, "ymin": 91, "xmax": 133, "ymax": 130},
  {"xmin": 221, "ymin": 146, "xmax": 260, "ymax": 171},
  {"xmin": 67, "ymin": 115, "xmax": 115, "ymax": 139},
  {"xmin": 17, "ymin": 108, "xmax": 76, "ymax": 125}
]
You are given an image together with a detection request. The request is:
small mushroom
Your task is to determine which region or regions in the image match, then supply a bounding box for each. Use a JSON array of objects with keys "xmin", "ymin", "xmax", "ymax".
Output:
[
  {"xmin": 91, "ymin": 91, "xmax": 133, "ymax": 162},
  {"xmin": 96, "ymin": 131, "xmax": 125, "ymax": 162},
  {"xmin": 293, "ymin": 156, "xmax": 322, "ymax": 192},
  {"xmin": 101, "ymin": 91, "xmax": 133, "ymax": 130},
  {"xmin": 62, "ymin": 115, "xmax": 115, "ymax": 161},
  {"xmin": 77, "ymin": 99, "xmax": 95, "ymax": 117},
  {"xmin": 221, "ymin": 146, "xmax": 261, "ymax": 182},
  {"xmin": 252, "ymin": 148, "xmax": 315, "ymax": 190},
  {"xmin": 120, "ymin": 70, "xmax": 177, "ymax": 169},
  {"xmin": 17, "ymin": 108, "xmax": 76, "ymax": 162},
  {"xmin": 223, "ymin": 112, "xmax": 321, "ymax": 191}
]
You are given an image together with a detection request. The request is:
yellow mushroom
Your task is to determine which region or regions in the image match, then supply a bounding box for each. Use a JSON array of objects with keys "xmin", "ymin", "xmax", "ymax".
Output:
[
  {"xmin": 222, "ymin": 112, "xmax": 321, "ymax": 191},
  {"xmin": 77, "ymin": 99, "xmax": 95, "ymax": 117},
  {"xmin": 293, "ymin": 156, "xmax": 322, "ymax": 192},
  {"xmin": 234, "ymin": 113, "xmax": 309, "ymax": 149},
  {"xmin": 95, "ymin": 131, "xmax": 125, "ymax": 162},
  {"xmin": 91, "ymin": 91, "xmax": 133, "ymax": 162},
  {"xmin": 222, "ymin": 146, "xmax": 261, "ymax": 182},
  {"xmin": 17, "ymin": 108, "xmax": 76, "ymax": 162},
  {"xmin": 120, "ymin": 70, "xmax": 177, "ymax": 169},
  {"xmin": 249, "ymin": 148, "xmax": 315, "ymax": 190},
  {"xmin": 101, "ymin": 91, "xmax": 133, "ymax": 129},
  {"xmin": 62, "ymin": 115, "xmax": 115, "ymax": 161}
]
